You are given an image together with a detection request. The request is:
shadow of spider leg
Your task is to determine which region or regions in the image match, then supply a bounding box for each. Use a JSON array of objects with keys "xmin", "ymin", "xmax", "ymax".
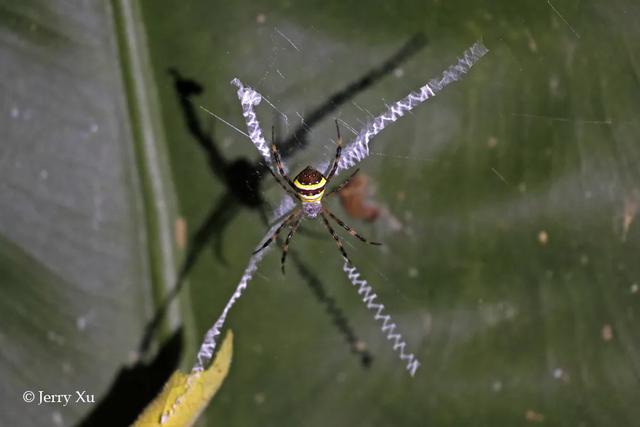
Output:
[{"xmin": 141, "ymin": 33, "xmax": 427, "ymax": 365}]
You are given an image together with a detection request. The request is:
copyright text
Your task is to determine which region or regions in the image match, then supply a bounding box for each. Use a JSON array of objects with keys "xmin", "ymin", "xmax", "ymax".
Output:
[{"xmin": 22, "ymin": 390, "xmax": 95, "ymax": 406}]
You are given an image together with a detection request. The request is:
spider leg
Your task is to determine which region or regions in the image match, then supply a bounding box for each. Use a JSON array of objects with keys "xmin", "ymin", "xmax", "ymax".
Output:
[
  {"xmin": 323, "ymin": 206, "xmax": 382, "ymax": 245},
  {"xmin": 269, "ymin": 206, "xmax": 298, "ymax": 228},
  {"xmin": 253, "ymin": 208, "xmax": 300, "ymax": 255},
  {"xmin": 271, "ymin": 126, "xmax": 298, "ymax": 191},
  {"xmin": 266, "ymin": 165, "xmax": 298, "ymax": 198},
  {"xmin": 325, "ymin": 119, "xmax": 342, "ymax": 182},
  {"xmin": 280, "ymin": 215, "xmax": 302, "ymax": 274},
  {"xmin": 327, "ymin": 168, "xmax": 360, "ymax": 196},
  {"xmin": 320, "ymin": 211, "xmax": 353, "ymax": 266}
]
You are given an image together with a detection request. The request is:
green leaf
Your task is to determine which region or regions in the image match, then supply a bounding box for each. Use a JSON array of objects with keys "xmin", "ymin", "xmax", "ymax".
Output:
[
  {"xmin": 4, "ymin": 0, "xmax": 640, "ymax": 426},
  {"xmin": 138, "ymin": 0, "xmax": 640, "ymax": 426},
  {"xmin": 0, "ymin": 1, "xmax": 180, "ymax": 425}
]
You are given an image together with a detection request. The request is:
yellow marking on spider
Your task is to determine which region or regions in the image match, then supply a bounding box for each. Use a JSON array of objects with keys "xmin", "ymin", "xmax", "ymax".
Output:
[
  {"xmin": 293, "ymin": 177, "xmax": 327, "ymax": 191},
  {"xmin": 299, "ymin": 190, "xmax": 325, "ymax": 203}
]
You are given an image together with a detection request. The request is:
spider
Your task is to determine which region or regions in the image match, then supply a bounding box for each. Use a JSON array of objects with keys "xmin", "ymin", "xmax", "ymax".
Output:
[{"xmin": 255, "ymin": 121, "xmax": 382, "ymax": 273}]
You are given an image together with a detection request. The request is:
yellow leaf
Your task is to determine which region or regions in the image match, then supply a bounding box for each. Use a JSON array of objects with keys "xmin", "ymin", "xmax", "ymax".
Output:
[{"xmin": 133, "ymin": 331, "xmax": 233, "ymax": 427}]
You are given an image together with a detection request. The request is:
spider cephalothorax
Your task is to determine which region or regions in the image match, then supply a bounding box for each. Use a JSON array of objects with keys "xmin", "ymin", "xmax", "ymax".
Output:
[{"xmin": 255, "ymin": 121, "xmax": 381, "ymax": 273}]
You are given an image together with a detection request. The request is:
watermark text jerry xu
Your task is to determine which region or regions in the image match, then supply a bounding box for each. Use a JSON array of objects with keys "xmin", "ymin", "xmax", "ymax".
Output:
[{"xmin": 22, "ymin": 390, "xmax": 95, "ymax": 406}]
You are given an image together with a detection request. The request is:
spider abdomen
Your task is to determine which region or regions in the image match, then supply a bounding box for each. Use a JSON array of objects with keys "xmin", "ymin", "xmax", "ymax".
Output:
[{"xmin": 294, "ymin": 166, "xmax": 327, "ymax": 204}]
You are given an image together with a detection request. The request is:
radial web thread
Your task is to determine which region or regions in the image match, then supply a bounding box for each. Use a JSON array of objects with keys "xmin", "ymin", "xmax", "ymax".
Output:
[
  {"xmin": 336, "ymin": 41, "xmax": 488, "ymax": 174},
  {"xmin": 343, "ymin": 262, "xmax": 420, "ymax": 376},
  {"xmin": 192, "ymin": 219, "xmax": 284, "ymax": 372},
  {"xmin": 230, "ymin": 78, "xmax": 271, "ymax": 164}
]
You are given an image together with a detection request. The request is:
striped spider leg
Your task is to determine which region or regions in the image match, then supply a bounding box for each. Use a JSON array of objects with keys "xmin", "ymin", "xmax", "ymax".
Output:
[
  {"xmin": 259, "ymin": 120, "xmax": 381, "ymax": 273},
  {"xmin": 253, "ymin": 207, "xmax": 301, "ymax": 255}
]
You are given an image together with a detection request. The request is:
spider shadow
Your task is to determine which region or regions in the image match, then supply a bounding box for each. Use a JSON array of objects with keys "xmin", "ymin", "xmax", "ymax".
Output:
[
  {"xmin": 139, "ymin": 33, "xmax": 427, "ymax": 368},
  {"xmin": 76, "ymin": 328, "xmax": 183, "ymax": 427}
]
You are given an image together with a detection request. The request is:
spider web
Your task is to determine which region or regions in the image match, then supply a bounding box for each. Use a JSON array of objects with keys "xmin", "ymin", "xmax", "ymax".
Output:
[
  {"xmin": 141, "ymin": 3, "xmax": 640, "ymax": 425},
  {"xmin": 193, "ymin": 39, "xmax": 487, "ymax": 376}
]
